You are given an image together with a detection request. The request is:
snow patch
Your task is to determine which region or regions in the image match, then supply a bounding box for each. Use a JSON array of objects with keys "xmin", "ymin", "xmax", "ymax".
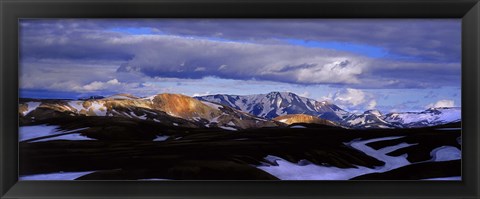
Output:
[
  {"xmin": 193, "ymin": 117, "xmax": 201, "ymax": 121},
  {"xmin": 278, "ymin": 119, "xmax": 288, "ymax": 123},
  {"xmin": 23, "ymin": 102, "xmax": 41, "ymax": 116},
  {"xmin": 348, "ymin": 115, "xmax": 366, "ymax": 126},
  {"xmin": 377, "ymin": 125, "xmax": 391, "ymax": 128},
  {"xmin": 19, "ymin": 171, "xmax": 95, "ymax": 181},
  {"xmin": 220, "ymin": 126, "xmax": 237, "ymax": 131},
  {"xmin": 68, "ymin": 101, "xmax": 85, "ymax": 112},
  {"xmin": 31, "ymin": 133, "xmax": 95, "ymax": 142},
  {"xmin": 209, "ymin": 116, "xmax": 221, "ymax": 123},
  {"xmin": 19, "ymin": 125, "xmax": 61, "ymax": 141},
  {"xmin": 421, "ymin": 176, "xmax": 461, "ymax": 180},
  {"xmin": 257, "ymin": 136, "xmax": 415, "ymax": 180},
  {"xmin": 143, "ymin": 95, "xmax": 157, "ymax": 101},
  {"xmin": 19, "ymin": 125, "xmax": 90, "ymax": 142},
  {"xmin": 276, "ymin": 98, "xmax": 282, "ymax": 108},
  {"xmin": 137, "ymin": 114, "xmax": 147, "ymax": 120},
  {"xmin": 290, "ymin": 125, "xmax": 307, "ymax": 128},
  {"xmin": 430, "ymin": 146, "xmax": 461, "ymax": 161},
  {"xmin": 90, "ymin": 101, "xmax": 106, "ymax": 116},
  {"xmin": 153, "ymin": 135, "xmax": 170, "ymax": 141}
]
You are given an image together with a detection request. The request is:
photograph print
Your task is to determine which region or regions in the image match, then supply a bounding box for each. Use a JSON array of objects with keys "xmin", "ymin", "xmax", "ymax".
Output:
[{"xmin": 19, "ymin": 19, "xmax": 461, "ymax": 180}]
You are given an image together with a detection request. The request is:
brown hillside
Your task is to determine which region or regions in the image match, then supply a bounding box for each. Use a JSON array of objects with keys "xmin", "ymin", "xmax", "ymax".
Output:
[
  {"xmin": 273, "ymin": 114, "xmax": 338, "ymax": 127},
  {"xmin": 151, "ymin": 93, "xmax": 221, "ymax": 119}
]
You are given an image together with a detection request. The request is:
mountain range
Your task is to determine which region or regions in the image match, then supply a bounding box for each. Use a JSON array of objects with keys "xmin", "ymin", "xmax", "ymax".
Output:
[
  {"xmin": 19, "ymin": 91, "xmax": 461, "ymax": 129},
  {"xmin": 195, "ymin": 92, "xmax": 460, "ymax": 129},
  {"xmin": 18, "ymin": 91, "xmax": 462, "ymax": 181}
]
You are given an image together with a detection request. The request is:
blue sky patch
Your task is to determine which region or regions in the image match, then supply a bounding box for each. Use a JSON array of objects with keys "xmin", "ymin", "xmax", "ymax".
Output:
[
  {"xmin": 109, "ymin": 27, "xmax": 155, "ymax": 35},
  {"xmin": 285, "ymin": 39, "xmax": 388, "ymax": 58}
]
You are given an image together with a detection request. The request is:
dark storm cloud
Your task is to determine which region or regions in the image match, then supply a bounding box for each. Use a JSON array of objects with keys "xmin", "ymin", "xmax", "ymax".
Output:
[
  {"xmin": 21, "ymin": 19, "xmax": 460, "ymax": 62},
  {"xmin": 358, "ymin": 60, "xmax": 461, "ymax": 89},
  {"xmin": 107, "ymin": 35, "xmax": 369, "ymax": 85},
  {"xmin": 20, "ymin": 21, "xmax": 133, "ymax": 61},
  {"xmin": 19, "ymin": 19, "xmax": 461, "ymax": 90},
  {"xmin": 163, "ymin": 19, "xmax": 460, "ymax": 63}
]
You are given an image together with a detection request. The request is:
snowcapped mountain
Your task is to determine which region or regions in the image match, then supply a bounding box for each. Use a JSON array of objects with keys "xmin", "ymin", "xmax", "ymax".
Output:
[
  {"xmin": 340, "ymin": 108, "xmax": 461, "ymax": 129},
  {"xmin": 383, "ymin": 107, "xmax": 461, "ymax": 128},
  {"xmin": 19, "ymin": 92, "xmax": 462, "ymax": 130},
  {"xmin": 197, "ymin": 92, "xmax": 461, "ymax": 129},
  {"xmin": 342, "ymin": 110, "xmax": 398, "ymax": 129},
  {"xmin": 195, "ymin": 92, "xmax": 350, "ymax": 122}
]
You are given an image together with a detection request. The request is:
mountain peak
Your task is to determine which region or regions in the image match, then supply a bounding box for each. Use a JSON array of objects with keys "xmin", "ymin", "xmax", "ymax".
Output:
[
  {"xmin": 266, "ymin": 91, "xmax": 295, "ymax": 97},
  {"xmin": 196, "ymin": 92, "xmax": 350, "ymax": 122},
  {"xmin": 364, "ymin": 109, "xmax": 382, "ymax": 117}
]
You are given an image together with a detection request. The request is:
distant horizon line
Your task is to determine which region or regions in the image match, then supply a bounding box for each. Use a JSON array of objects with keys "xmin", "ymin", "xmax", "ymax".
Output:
[{"xmin": 20, "ymin": 91, "xmax": 317, "ymax": 99}]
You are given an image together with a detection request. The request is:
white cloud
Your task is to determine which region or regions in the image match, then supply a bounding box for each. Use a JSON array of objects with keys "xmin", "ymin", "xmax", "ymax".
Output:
[
  {"xmin": 319, "ymin": 93, "xmax": 334, "ymax": 102},
  {"xmin": 81, "ymin": 79, "xmax": 121, "ymax": 91},
  {"xmin": 426, "ymin": 99, "xmax": 455, "ymax": 109},
  {"xmin": 20, "ymin": 19, "xmax": 461, "ymax": 94},
  {"xmin": 367, "ymin": 100, "xmax": 377, "ymax": 110},
  {"xmin": 192, "ymin": 91, "xmax": 211, "ymax": 97},
  {"xmin": 81, "ymin": 81, "xmax": 105, "ymax": 91},
  {"xmin": 105, "ymin": 34, "xmax": 369, "ymax": 85},
  {"xmin": 66, "ymin": 78, "xmax": 143, "ymax": 94},
  {"xmin": 107, "ymin": 79, "xmax": 120, "ymax": 85},
  {"xmin": 194, "ymin": 67, "xmax": 206, "ymax": 72},
  {"xmin": 333, "ymin": 88, "xmax": 367, "ymax": 106},
  {"xmin": 218, "ymin": 64, "xmax": 227, "ymax": 70},
  {"xmin": 324, "ymin": 88, "xmax": 377, "ymax": 112},
  {"xmin": 299, "ymin": 91, "xmax": 310, "ymax": 98},
  {"xmin": 292, "ymin": 59, "xmax": 364, "ymax": 84}
]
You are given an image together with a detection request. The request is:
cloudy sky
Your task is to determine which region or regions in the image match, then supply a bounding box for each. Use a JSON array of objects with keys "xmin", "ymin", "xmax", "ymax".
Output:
[{"xmin": 19, "ymin": 19, "xmax": 461, "ymax": 113}]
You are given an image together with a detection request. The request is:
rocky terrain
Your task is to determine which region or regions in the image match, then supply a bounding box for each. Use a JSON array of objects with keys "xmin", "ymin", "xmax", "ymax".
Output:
[{"xmin": 18, "ymin": 92, "xmax": 462, "ymax": 180}]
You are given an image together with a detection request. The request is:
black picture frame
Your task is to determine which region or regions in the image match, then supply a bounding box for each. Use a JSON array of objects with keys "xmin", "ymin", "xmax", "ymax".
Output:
[{"xmin": 1, "ymin": 0, "xmax": 479, "ymax": 198}]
